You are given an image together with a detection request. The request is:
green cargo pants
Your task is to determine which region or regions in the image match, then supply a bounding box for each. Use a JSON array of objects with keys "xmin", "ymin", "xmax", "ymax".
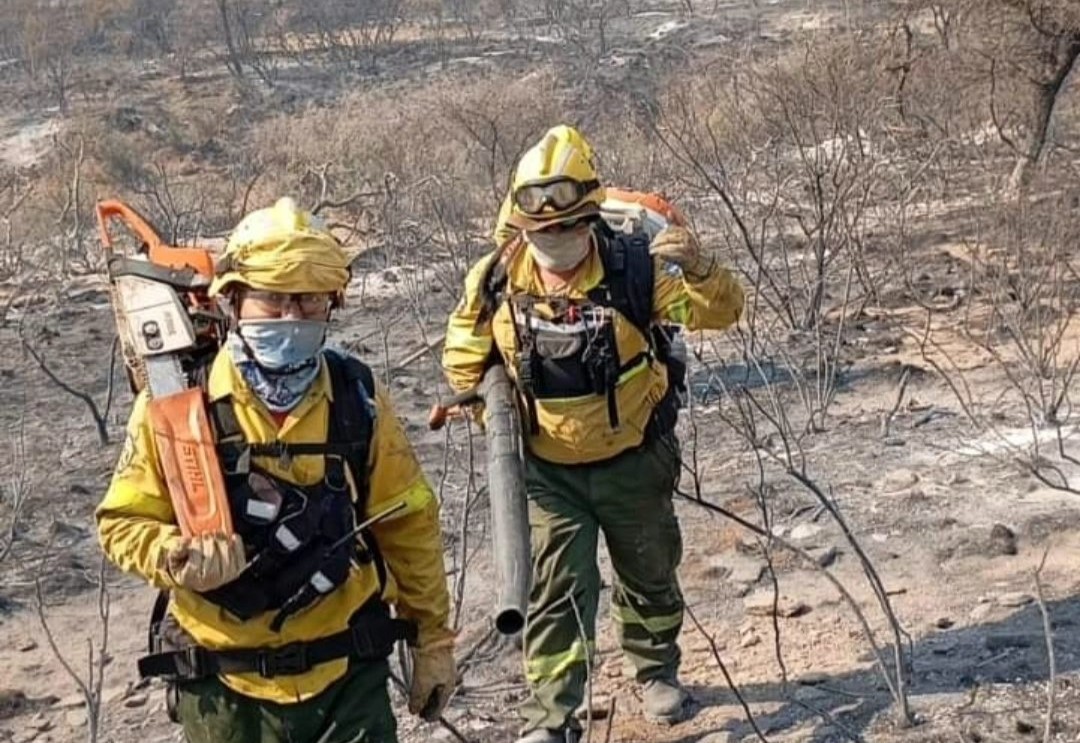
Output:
[
  {"xmin": 175, "ymin": 660, "xmax": 397, "ymax": 743},
  {"xmin": 520, "ymin": 433, "xmax": 684, "ymax": 733}
]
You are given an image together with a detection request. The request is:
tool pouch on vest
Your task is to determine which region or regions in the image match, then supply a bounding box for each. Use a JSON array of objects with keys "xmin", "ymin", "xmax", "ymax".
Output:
[{"xmin": 196, "ymin": 460, "xmax": 355, "ymax": 629}]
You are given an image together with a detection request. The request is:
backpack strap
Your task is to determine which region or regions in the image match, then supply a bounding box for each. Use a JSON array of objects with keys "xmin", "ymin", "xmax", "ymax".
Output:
[
  {"xmin": 592, "ymin": 226, "xmax": 686, "ymax": 438},
  {"xmin": 477, "ymin": 247, "xmax": 513, "ymax": 328},
  {"xmin": 322, "ymin": 351, "xmax": 386, "ymax": 591},
  {"xmin": 323, "ymin": 350, "xmax": 376, "ymax": 500},
  {"xmin": 590, "ymin": 223, "xmax": 655, "ymax": 337}
]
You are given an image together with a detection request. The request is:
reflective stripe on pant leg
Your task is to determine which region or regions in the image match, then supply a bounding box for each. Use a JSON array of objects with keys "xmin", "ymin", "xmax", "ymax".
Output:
[
  {"xmin": 610, "ymin": 602, "xmax": 683, "ymax": 635},
  {"xmin": 520, "ymin": 455, "xmax": 600, "ymax": 734},
  {"xmin": 526, "ymin": 636, "xmax": 596, "ymax": 685},
  {"xmin": 594, "ymin": 434, "xmax": 685, "ymax": 683}
]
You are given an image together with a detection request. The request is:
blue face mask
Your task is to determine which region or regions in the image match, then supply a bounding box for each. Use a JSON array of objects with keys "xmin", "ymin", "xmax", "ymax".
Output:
[{"xmin": 237, "ymin": 318, "xmax": 328, "ymax": 371}]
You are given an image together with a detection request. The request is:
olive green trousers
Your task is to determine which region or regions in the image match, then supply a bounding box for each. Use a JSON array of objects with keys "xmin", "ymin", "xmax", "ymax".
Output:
[
  {"xmin": 520, "ymin": 434, "xmax": 685, "ymax": 733},
  {"xmin": 175, "ymin": 660, "xmax": 397, "ymax": 743}
]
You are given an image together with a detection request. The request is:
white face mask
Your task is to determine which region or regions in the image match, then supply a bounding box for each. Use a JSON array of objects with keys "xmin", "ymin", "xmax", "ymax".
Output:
[{"xmin": 526, "ymin": 228, "xmax": 593, "ymax": 271}]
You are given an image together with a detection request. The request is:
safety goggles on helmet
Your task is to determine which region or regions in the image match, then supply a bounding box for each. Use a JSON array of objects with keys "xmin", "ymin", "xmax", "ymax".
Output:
[{"xmin": 514, "ymin": 178, "xmax": 600, "ymax": 216}]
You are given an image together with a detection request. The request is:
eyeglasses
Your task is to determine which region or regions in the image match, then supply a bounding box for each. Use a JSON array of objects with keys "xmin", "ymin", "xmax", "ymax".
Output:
[
  {"xmin": 514, "ymin": 178, "xmax": 599, "ymax": 215},
  {"xmin": 240, "ymin": 290, "xmax": 333, "ymax": 317}
]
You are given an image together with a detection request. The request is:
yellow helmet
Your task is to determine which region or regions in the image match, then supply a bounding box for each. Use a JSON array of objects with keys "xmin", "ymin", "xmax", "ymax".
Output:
[
  {"xmin": 507, "ymin": 125, "xmax": 605, "ymax": 231},
  {"xmin": 209, "ymin": 197, "xmax": 351, "ymax": 298}
]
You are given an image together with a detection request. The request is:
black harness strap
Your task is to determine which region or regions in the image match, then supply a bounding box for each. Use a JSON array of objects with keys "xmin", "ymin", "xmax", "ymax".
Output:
[
  {"xmin": 139, "ymin": 610, "xmax": 415, "ymax": 680},
  {"xmin": 147, "ymin": 590, "xmax": 170, "ymax": 655},
  {"xmin": 586, "ymin": 224, "xmax": 655, "ymax": 336},
  {"xmin": 477, "ymin": 223, "xmax": 664, "ymax": 435},
  {"xmin": 323, "ymin": 353, "xmax": 387, "ymax": 592}
]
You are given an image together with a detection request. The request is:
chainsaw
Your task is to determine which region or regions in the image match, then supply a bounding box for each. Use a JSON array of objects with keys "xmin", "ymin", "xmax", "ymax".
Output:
[{"xmin": 98, "ymin": 201, "xmax": 233, "ymax": 536}]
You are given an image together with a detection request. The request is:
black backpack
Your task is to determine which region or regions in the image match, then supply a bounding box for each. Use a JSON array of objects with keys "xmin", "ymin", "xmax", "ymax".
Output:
[{"xmin": 479, "ymin": 222, "xmax": 686, "ymax": 434}]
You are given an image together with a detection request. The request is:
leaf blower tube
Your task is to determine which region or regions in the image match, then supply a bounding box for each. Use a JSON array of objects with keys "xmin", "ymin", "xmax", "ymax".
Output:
[{"xmin": 429, "ymin": 365, "xmax": 530, "ymax": 635}]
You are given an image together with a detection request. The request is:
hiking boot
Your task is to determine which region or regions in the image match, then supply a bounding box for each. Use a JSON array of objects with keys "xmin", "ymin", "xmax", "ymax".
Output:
[
  {"xmin": 642, "ymin": 678, "xmax": 691, "ymax": 724},
  {"xmin": 516, "ymin": 728, "xmax": 581, "ymax": 743}
]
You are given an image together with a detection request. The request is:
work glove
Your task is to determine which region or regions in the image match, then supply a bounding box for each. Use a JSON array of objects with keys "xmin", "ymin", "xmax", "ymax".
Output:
[
  {"xmin": 649, "ymin": 226, "xmax": 715, "ymax": 279},
  {"xmin": 163, "ymin": 533, "xmax": 247, "ymax": 592},
  {"xmin": 408, "ymin": 636, "xmax": 457, "ymax": 722}
]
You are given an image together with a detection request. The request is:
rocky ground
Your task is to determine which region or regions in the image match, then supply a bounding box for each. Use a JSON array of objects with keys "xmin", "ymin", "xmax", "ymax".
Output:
[
  {"xmin": 1, "ymin": 249, "xmax": 1079, "ymax": 743},
  {"xmin": 2, "ymin": 1, "xmax": 1080, "ymax": 742}
]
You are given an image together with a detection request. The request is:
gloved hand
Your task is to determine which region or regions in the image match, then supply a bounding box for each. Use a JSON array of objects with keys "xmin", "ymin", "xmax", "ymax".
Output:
[
  {"xmin": 163, "ymin": 533, "xmax": 247, "ymax": 592},
  {"xmin": 408, "ymin": 637, "xmax": 456, "ymax": 721},
  {"xmin": 649, "ymin": 226, "xmax": 715, "ymax": 279}
]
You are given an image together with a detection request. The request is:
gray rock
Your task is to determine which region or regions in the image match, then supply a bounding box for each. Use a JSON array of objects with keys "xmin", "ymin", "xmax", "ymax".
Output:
[
  {"xmin": 810, "ymin": 545, "xmax": 840, "ymax": 568},
  {"xmin": 996, "ymin": 592, "xmax": 1033, "ymax": 608},
  {"xmin": 697, "ymin": 733, "xmax": 737, "ymax": 743},
  {"xmin": 881, "ymin": 469, "xmax": 919, "ymax": 493},
  {"xmin": 706, "ymin": 553, "xmax": 764, "ymax": 585},
  {"xmin": 789, "ymin": 523, "xmax": 824, "ymax": 542},
  {"xmin": 53, "ymin": 694, "xmax": 84, "ymax": 709},
  {"xmin": 930, "ymin": 638, "xmax": 958, "ymax": 655},
  {"xmin": 744, "ymin": 591, "xmax": 810, "ymax": 618},
  {"xmin": 122, "ymin": 693, "xmax": 148, "ymax": 709},
  {"xmin": 739, "ymin": 633, "xmax": 761, "ymax": 649},
  {"xmin": 0, "ymin": 689, "xmax": 30, "ymax": 718},
  {"xmin": 985, "ymin": 633, "xmax": 1039, "ymax": 650},
  {"xmin": 794, "ymin": 685, "xmax": 830, "ymax": 702},
  {"xmin": 102, "ymin": 686, "xmax": 128, "ymax": 705},
  {"xmin": 989, "ymin": 524, "xmax": 1018, "ymax": 556}
]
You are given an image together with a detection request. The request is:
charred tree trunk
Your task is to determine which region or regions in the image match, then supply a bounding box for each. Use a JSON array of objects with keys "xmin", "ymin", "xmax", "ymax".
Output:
[
  {"xmin": 1007, "ymin": 33, "xmax": 1080, "ymax": 196},
  {"xmin": 216, "ymin": 0, "xmax": 246, "ymax": 81}
]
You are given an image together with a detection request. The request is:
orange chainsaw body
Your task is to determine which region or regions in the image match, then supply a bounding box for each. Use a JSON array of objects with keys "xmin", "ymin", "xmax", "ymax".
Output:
[{"xmin": 99, "ymin": 200, "xmax": 233, "ymax": 537}]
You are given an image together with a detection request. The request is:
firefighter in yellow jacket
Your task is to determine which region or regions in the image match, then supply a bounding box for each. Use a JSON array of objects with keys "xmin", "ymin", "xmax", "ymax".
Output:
[
  {"xmin": 442, "ymin": 126, "xmax": 744, "ymax": 743},
  {"xmin": 97, "ymin": 198, "xmax": 455, "ymax": 743}
]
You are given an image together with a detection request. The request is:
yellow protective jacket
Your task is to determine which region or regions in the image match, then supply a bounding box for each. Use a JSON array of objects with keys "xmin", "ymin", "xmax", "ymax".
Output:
[
  {"xmin": 96, "ymin": 349, "xmax": 451, "ymax": 704},
  {"xmin": 442, "ymin": 234, "xmax": 744, "ymax": 464}
]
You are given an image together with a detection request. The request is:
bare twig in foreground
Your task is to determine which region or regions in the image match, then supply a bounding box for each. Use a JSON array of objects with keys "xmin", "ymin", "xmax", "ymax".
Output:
[
  {"xmin": 1034, "ymin": 547, "xmax": 1056, "ymax": 743},
  {"xmin": 35, "ymin": 556, "xmax": 110, "ymax": 743},
  {"xmin": 684, "ymin": 604, "xmax": 770, "ymax": 743}
]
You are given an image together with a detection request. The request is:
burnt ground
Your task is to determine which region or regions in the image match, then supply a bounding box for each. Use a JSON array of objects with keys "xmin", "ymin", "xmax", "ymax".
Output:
[
  {"xmin": 1, "ymin": 258, "xmax": 1080, "ymax": 743},
  {"xmin": 2, "ymin": 1, "xmax": 1080, "ymax": 742}
]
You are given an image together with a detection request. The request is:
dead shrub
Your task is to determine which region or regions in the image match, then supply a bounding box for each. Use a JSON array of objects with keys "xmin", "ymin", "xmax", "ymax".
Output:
[{"xmin": 246, "ymin": 68, "xmax": 571, "ymax": 285}]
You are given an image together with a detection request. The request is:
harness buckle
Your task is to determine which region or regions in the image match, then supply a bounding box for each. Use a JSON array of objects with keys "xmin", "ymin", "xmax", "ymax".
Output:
[
  {"xmin": 272, "ymin": 441, "xmax": 293, "ymax": 468},
  {"xmin": 324, "ymin": 455, "xmax": 348, "ymax": 492},
  {"xmin": 257, "ymin": 642, "xmax": 309, "ymax": 677},
  {"xmin": 180, "ymin": 645, "xmax": 207, "ymax": 679}
]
